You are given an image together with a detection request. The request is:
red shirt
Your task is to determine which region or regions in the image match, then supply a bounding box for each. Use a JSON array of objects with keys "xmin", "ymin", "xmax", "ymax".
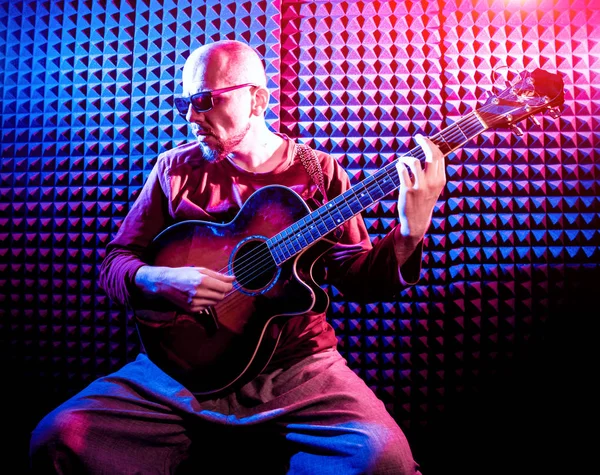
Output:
[{"xmin": 98, "ymin": 136, "xmax": 422, "ymax": 366}]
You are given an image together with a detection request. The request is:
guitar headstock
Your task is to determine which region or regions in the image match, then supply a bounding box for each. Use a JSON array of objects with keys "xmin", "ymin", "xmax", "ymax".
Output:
[{"xmin": 479, "ymin": 68, "xmax": 565, "ymax": 135}]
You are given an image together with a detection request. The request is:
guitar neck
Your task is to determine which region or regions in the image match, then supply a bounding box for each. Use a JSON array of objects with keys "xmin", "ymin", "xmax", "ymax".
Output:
[{"xmin": 268, "ymin": 110, "xmax": 490, "ymax": 265}]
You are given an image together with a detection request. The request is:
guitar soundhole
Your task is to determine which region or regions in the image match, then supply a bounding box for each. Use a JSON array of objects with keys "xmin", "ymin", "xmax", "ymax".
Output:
[{"xmin": 232, "ymin": 238, "xmax": 278, "ymax": 293}]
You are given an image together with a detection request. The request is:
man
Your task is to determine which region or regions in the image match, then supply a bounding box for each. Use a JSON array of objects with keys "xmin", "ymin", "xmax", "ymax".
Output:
[{"xmin": 30, "ymin": 40, "xmax": 446, "ymax": 474}]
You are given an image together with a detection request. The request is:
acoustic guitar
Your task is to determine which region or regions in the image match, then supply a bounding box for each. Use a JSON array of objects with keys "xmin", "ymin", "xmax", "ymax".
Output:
[{"xmin": 135, "ymin": 68, "xmax": 565, "ymax": 396}]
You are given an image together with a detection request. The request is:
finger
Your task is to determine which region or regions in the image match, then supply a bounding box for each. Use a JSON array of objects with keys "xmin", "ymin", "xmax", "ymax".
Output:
[
  {"xmin": 397, "ymin": 155, "xmax": 423, "ymax": 188},
  {"xmin": 189, "ymin": 267, "xmax": 234, "ymax": 291},
  {"xmin": 436, "ymin": 154, "xmax": 447, "ymax": 177},
  {"xmin": 198, "ymin": 275, "xmax": 234, "ymax": 294},
  {"xmin": 189, "ymin": 291, "xmax": 229, "ymax": 310},
  {"xmin": 190, "ymin": 296, "xmax": 223, "ymax": 310},
  {"xmin": 396, "ymin": 159, "xmax": 413, "ymax": 188},
  {"xmin": 189, "ymin": 302, "xmax": 212, "ymax": 313},
  {"xmin": 198, "ymin": 267, "xmax": 236, "ymax": 282},
  {"xmin": 416, "ymin": 134, "xmax": 445, "ymax": 167},
  {"xmin": 429, "ymin": 144, "xmax": 446, "ymax": 178},
  {"xmin": 428, "ymin": 137, "xmax": 445, "ymax": 164},
  {"xmin": 415, "ymin": 134, "xmax": 433, "ymax": 164},
  {"xmin": 196, "ymin": 288, "xmax": 229, "ymax": 302}
]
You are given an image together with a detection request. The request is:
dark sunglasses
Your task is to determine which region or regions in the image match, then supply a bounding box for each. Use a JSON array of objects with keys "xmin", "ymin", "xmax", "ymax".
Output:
[{"xmin": 174, "ymin": 83, "xmax": 257, "ymax": 117}]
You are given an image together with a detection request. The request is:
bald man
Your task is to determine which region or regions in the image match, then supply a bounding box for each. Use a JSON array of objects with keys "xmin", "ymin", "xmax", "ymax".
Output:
[{"xmin": 30, "ymin": 40, "xmax": 446, "ymax": 474}]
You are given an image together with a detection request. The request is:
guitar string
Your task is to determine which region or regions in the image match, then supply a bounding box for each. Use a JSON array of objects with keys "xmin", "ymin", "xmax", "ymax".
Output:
[
  {"xmin": 211, "ymin": 110, "xmax": 493, "ymax": 307},
  {"xmin": 203, "ymin": 101, "xmax": 533, "ymax": 314},
  {"xmin": 235, "ymin": 70, "xmax": 565, "ymax": 290},
  {"xmin": 207, "ymin": 116, "xmax": 517, "ymax": 319},
  {"xmin": 226, "ymin": 113, "xmax": 489, "ymax": 290},
  {"xmin": 209, "ymin": 113, "xmax": 489, "ymax": 319},
  {"xmin": 220, "ymin": 111, "xmax": 487, "ymax": 285}
]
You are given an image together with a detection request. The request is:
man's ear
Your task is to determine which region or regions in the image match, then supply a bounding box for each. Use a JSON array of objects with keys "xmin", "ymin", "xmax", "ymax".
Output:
[{"xmin": 251, "ymin": 86, "xmax": 270, "ymax": 116}]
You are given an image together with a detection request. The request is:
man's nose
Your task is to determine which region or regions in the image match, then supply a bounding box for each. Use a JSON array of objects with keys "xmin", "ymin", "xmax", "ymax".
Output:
[
  {"xmin": 186, "ymin": 104, "xmax": 201, "ymax": 122},
  {"xmin": 187, "ymin": 102, "xmax": 210, "ymax": 122}
]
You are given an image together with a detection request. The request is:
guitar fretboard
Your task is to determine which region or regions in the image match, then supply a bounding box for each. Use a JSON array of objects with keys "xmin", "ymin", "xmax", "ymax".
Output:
[{"xmin": 267, "ymin": 110, "xmax": 490, "ymax": 265}]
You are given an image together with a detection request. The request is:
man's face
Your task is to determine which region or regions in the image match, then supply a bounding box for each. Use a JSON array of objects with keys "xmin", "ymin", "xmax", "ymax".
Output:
[{"xmin": 182, "ymin": 69, "xmax": 254, "ymax": 163}]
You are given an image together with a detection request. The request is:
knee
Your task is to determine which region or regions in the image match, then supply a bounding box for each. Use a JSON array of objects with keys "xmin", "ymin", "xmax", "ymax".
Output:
[
  {"xmin": 288, "ymin": 422, "xmax": 419, "ymax": 475},
  {"xmin": 30, "ymin": 407, "xmax": 89, "ymax": 471},
  {"xmin": 365, "ymin": 424, "xmax": 420, "ymax": 475},
  {"xmin": 347, "ymin": 422, "xmax": 419, "ymax": 475}
]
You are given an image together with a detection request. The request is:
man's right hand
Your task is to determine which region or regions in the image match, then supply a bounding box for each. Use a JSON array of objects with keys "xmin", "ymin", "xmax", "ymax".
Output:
[{"xmin": 134, "ymin": 265, "xmax": 235, "ymax": 314}]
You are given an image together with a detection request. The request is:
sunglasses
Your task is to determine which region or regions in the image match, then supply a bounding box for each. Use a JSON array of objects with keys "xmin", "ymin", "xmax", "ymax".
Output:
[{"xmin": 174, "ymin": 83, "xmax": 257, "ymax": 117}]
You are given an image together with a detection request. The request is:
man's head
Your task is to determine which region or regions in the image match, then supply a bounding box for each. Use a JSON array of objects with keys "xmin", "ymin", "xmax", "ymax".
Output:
[{"xmin": 178, "ymin": 40, "xmax": 270, "ymax": 162}]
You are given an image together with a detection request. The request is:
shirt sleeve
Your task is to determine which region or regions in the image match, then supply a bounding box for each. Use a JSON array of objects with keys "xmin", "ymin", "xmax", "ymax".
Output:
[
  {"xmin": 318, "ymin": 152, "xmax": 424, "ymax": 302},
  {"xmin": 98, "ymin": 157, "xmax": 172, "ymax": 309}
]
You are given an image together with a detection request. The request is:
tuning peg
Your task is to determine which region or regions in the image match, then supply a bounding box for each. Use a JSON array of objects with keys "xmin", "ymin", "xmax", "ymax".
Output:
[
  {"xmin": 511, "ymin": 125, "xmax": 524, "ymax": 136},
  {"xmin": 484, "ymin": 90, "xmax": 498, "ymax": 102},
  {"xmin": 528, "ymin": 116, "xmax": 541, "ymax": 127},
  {"xmin": 547, "ymin": 108, "xmax": 561, "ymax": 119}
]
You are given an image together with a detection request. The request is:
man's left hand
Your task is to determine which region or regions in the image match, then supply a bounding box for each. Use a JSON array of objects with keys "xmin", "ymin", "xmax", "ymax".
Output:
[{"xmin": 395, "ymin": 134, "xmax": 446, "ymax": 243}]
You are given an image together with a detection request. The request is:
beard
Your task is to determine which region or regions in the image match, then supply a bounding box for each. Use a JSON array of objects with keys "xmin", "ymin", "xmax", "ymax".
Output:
[{"xmin": 197, "ymin": 123, "xmax": 251, "ymax": 164}]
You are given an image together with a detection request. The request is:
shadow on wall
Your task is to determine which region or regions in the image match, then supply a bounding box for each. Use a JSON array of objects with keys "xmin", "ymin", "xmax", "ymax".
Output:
[{"xmin": 409, "ymin": 264, "xmax": 597, "ymax": 475}]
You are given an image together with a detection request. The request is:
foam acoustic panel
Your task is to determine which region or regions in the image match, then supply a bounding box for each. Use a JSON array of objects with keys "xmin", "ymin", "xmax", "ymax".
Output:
[
  {"xmin": 278, "ymin": 0, "xmax": 599, "ymax": 428},
  {"xmin": 0, "ymin": 1, "xmax": 599, "ymax": 471}
]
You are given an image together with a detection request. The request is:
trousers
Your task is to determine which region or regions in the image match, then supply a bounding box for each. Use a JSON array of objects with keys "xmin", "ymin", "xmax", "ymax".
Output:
[{"xmin": 30, "ymin": 349, "xmax": 421, "ymax": 474}]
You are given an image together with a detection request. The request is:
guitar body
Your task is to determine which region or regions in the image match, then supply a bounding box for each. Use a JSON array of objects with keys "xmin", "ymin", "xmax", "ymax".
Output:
[{"xmin": 135, "ymin": 186, "xmax": 332, "ymax": 396}]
